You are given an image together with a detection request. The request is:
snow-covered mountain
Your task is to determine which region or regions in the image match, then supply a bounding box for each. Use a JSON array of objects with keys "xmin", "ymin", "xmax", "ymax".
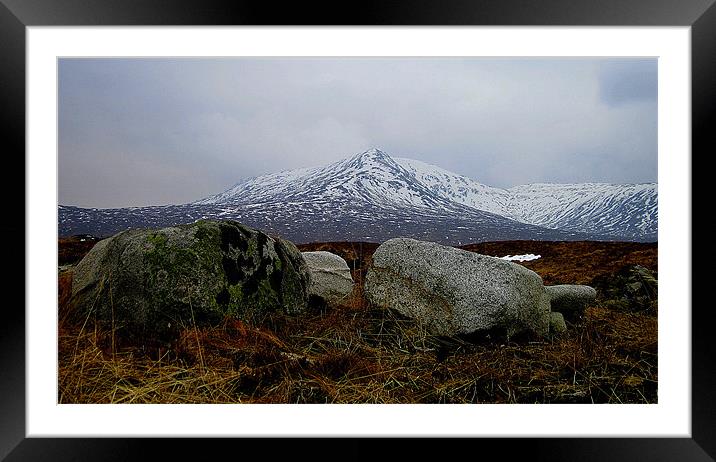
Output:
[
  {"xmin": 196, "ymin": 148, "xmax": 460, "ymax": 211},
  {"xmin": 507, "ymin": 182, "xmax": 657, "ymax": 241},
  {"xmin": 393, "ymin": 156, "xmax": 657, "ymax": 241},
  {"xmin": 59, "ymin": 148, "xmax": 657, "ymax": 244}
]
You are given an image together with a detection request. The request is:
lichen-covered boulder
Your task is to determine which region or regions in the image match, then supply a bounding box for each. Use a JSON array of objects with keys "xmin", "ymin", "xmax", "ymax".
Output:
[
  {"xmin": 301, "ymin": 251, "xmax": 354, "ymax": 304},
  {"xmin": 69, "ymin": 220, "xmax": 310, "ymax": 341},
  {"xmin": 546, "ymin": 285, "xmax": 597, "ymax": 315},
  {"xmin": 364, "ymin": 238, "xmax": 551, "ymax": 338}
]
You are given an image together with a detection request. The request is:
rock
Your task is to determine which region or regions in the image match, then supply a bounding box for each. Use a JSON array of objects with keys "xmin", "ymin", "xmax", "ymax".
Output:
[
  {"xmin": 549, "ymin": 312, "xmax": 567, "ymax": 335},
  {"xmin": 592, "ymin": 265, "xmax": 657, "ymax": 312},
  {"xmin": 70, "ymin": 220, "xmax": 311, "ymax": 342},
  {"xmin": 546, "ymin": 285, "xmax": 597, "ymax": 315},
  {"xmin": 364, "ymin": 238, "xmax": 551, "ymax": 338},
  {"xmin": 301, "ymin": 251, "xmax": 354, "ymax": 304}
]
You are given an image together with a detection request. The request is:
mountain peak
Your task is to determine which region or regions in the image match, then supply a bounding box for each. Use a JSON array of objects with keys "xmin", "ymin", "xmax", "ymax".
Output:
[
  {"xmin": 345, "ymin": 148, "xmax": 399, "ymax": 170},
  {"xmin": 355, "ymin": 147, "xmax": 390, "ymax": 160},
  {"xmin": 364, "ymin": 147, "xmax": 386, "ymax": 155}
]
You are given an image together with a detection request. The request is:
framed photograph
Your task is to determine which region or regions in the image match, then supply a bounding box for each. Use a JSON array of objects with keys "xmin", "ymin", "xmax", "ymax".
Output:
[{"xmin": 5, "ymin": 0, "xmax": 710, "ymax": 459}]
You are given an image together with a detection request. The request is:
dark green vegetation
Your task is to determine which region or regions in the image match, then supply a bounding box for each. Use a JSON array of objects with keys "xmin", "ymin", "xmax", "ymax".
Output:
[{"xmin": 59, "ymin": 238, "xmax": 657, "ymax": 404}]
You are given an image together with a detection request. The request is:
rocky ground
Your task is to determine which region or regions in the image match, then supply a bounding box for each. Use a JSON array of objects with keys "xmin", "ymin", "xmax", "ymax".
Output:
[{"xmin": 58, "ymin": 238, "xmax": 657, "ymax": 404}]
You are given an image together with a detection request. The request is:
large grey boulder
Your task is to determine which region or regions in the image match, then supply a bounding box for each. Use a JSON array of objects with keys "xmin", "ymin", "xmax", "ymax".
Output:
[
  {"xmin": 364, "ymin": 238, "xmax": 551, "ymax": 337},
  {"xmin": 301, "ymin": 251, "xmax": 354, "ymax": 304},
  {"xmin": 70, "ymin": 220, "xmax": 311, "ymax": 341},
  {"xmin": 546, "ymin": 285, "xmax": 597, "ymax": 315}
]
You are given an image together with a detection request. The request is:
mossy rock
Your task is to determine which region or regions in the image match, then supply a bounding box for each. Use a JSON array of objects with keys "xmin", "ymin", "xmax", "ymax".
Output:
[
  {"xmin": 592, "ymin": 264, "xmax": 657, "ymax": 312},
  {"xmin": 69, "ymin": 220, "xmax": 310, "ymax": 342}
]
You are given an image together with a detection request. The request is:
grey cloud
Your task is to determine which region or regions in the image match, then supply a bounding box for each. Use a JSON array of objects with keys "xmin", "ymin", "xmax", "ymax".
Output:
[
  {"xmin": 59, "ymin": 57, "xmax": 657, "ymax": 208},
  {"xmin": 598, "ymin": 59, "xmax": 657, "ymax": 106}
]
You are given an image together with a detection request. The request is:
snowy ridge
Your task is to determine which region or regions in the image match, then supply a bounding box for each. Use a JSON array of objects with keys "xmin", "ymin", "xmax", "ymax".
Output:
[
  {"xmin": 507, "ymin": 182, "xmax": 657, "ymax": 240},
  {"xmin": 394, "ymin": 157, "xmax": 514, "ymax": 217},
  {"xmin": 393, "ymin": 156, "xmax": 657, "ymax": 240},
  {"xmin": 198, "ymin": 166, "xmax": 315, "ymax": 205}
]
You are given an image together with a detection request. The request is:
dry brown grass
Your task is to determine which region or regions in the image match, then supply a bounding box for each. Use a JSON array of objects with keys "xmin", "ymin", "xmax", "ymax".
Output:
[
  {"xmin": 58, "ymin": 240, "xmax": 658, "ymax": 404},
  {"xmin": 460, "ymin": 240, "xmax": 657, "ymax": 286},
  {"xmin": 58, "ymin": 235, "xmax": 102, "ymax": 265}
]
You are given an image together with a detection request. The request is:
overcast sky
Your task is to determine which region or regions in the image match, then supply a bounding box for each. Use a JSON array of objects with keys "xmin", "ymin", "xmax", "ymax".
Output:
[{"xmin": 59, "ymin": 57, "xmax": 657, "ymax": 208}]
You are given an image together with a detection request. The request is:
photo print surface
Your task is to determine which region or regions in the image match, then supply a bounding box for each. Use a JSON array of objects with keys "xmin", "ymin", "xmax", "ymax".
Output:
[{"xmin": 58, "ymin": 57, "xmax": 658, "ymax": 405}]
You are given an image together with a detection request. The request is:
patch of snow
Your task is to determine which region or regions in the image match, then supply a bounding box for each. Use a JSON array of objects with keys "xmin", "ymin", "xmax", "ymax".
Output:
[{"xmin": 499, "ymin": 254, "xmax": 541, "ymax": 262}]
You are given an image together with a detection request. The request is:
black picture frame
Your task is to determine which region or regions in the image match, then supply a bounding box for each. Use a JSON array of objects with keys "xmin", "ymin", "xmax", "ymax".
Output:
[{"xmin": 3, "ymin": 0, "xmax": 710, "ymax": 460}]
